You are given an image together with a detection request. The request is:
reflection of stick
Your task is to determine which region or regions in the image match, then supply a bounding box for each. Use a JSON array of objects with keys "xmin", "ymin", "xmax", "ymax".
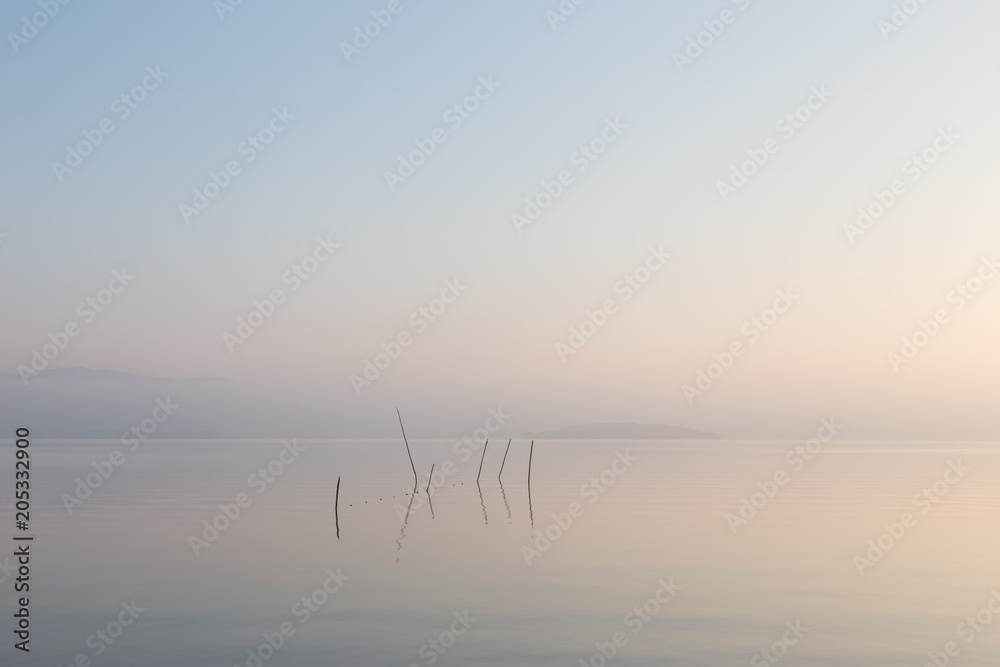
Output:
[
  {"xmin": 498, "ymin": 439, "xmax": 512, "ymax": 480},
  {"xmin": 477, "ymin": 479, "xmax": 488, "ymax": 525},
  {"xmin": 396, "ymin": 408, "xmax": 418, "ymax": 487},
  {"xmin": 395, "ymin": 484, "xmax": 417, "ymax": 562},
  {"xmin": 476, "ymin": 439, "xmax": 489, "ymax": 484},
  {"xmin": 499, "ymin": 478, "xmax": 511, "ymax": 522},
  {"xmin": 335, "ymin": 476, "xmax": 341, "ymax": 539},
  {"xmin": 427, "ymin": 467, "xmax": 436, "ymax": 520},
  {"xmin": 527, "ymin": 440, "xmax": 534, "ymax": 526}
]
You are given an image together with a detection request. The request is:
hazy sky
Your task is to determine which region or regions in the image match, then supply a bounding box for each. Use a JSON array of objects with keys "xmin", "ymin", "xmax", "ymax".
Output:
[{"xmin": 2, "ymin": 0, "xmax": 999, "ymax": 438}]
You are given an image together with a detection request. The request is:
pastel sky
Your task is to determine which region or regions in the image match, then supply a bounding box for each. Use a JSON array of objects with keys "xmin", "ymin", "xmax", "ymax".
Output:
[{"xmin": 2, "ymin": 0, "xmax": 999, "ymax": 438}]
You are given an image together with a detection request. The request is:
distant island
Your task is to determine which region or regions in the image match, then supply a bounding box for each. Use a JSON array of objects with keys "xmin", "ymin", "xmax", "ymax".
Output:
[{"xmin": 524, "ymin": 423, "xmax": 720, "ymax": 440}]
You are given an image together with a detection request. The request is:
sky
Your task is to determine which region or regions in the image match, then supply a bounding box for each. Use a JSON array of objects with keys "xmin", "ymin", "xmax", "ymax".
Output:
[{"xmin": 1, "ymin": 0, "xmax": 999, "ymax": 438}]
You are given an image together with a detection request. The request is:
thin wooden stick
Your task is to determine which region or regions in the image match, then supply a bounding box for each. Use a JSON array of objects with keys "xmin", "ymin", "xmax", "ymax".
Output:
[
  {"xmin": 476, "ymin": 439, "xmax": 489, "ymax": 484},
  {"xmin": 527, "ymin": 440, "xmax": 534, "ymax": 488},
  {"xmin": 498, "ymin": 439, "xmax": 512, "ymax": 480},
  {"xmin": 335, "ymin": 476, "xmax": 341, "ymax": 539},
  {"xmin": 396, "ymin": 408, "xmax": 418, "ymax": 487}
]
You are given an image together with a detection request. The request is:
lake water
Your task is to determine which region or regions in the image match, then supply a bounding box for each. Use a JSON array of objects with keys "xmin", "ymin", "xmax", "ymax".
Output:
[{"xmin": 4, "ymin": 438, "xmax": 1000, "ymax": 666}]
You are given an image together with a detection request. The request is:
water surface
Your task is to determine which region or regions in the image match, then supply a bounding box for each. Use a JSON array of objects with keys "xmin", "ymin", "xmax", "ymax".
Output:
[{"xmin": 4, "ymin": 439, "xmax": 1000, "ymax": 666}]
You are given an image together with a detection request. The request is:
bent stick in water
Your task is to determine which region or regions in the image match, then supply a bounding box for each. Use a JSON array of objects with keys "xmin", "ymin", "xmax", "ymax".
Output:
[
  {"xmin": 498, "ymin": 439, "xmax": 512, "ymax": 480},
  {"xmin": 477, "ymin": 439, "xmax": 489, "ymax": 484},
  {"xmin": 396, "ymin": 407, "xmax": 418, "ymax": 487}
]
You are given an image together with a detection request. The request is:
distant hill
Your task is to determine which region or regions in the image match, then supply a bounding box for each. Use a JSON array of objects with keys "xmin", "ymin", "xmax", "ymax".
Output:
[
  {"xmin": 524, "ymin": 423, "xmax": 720, "ymax": 440},
  {"xmin": 0, "ymin": 366, "xmax": 225, "ymax": 384}
]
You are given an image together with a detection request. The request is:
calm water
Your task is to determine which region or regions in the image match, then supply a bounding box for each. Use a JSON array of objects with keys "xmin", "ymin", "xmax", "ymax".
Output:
[{"xmin": 4, "ymin": 438, "xmax": 1000, "ymax": 666}]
